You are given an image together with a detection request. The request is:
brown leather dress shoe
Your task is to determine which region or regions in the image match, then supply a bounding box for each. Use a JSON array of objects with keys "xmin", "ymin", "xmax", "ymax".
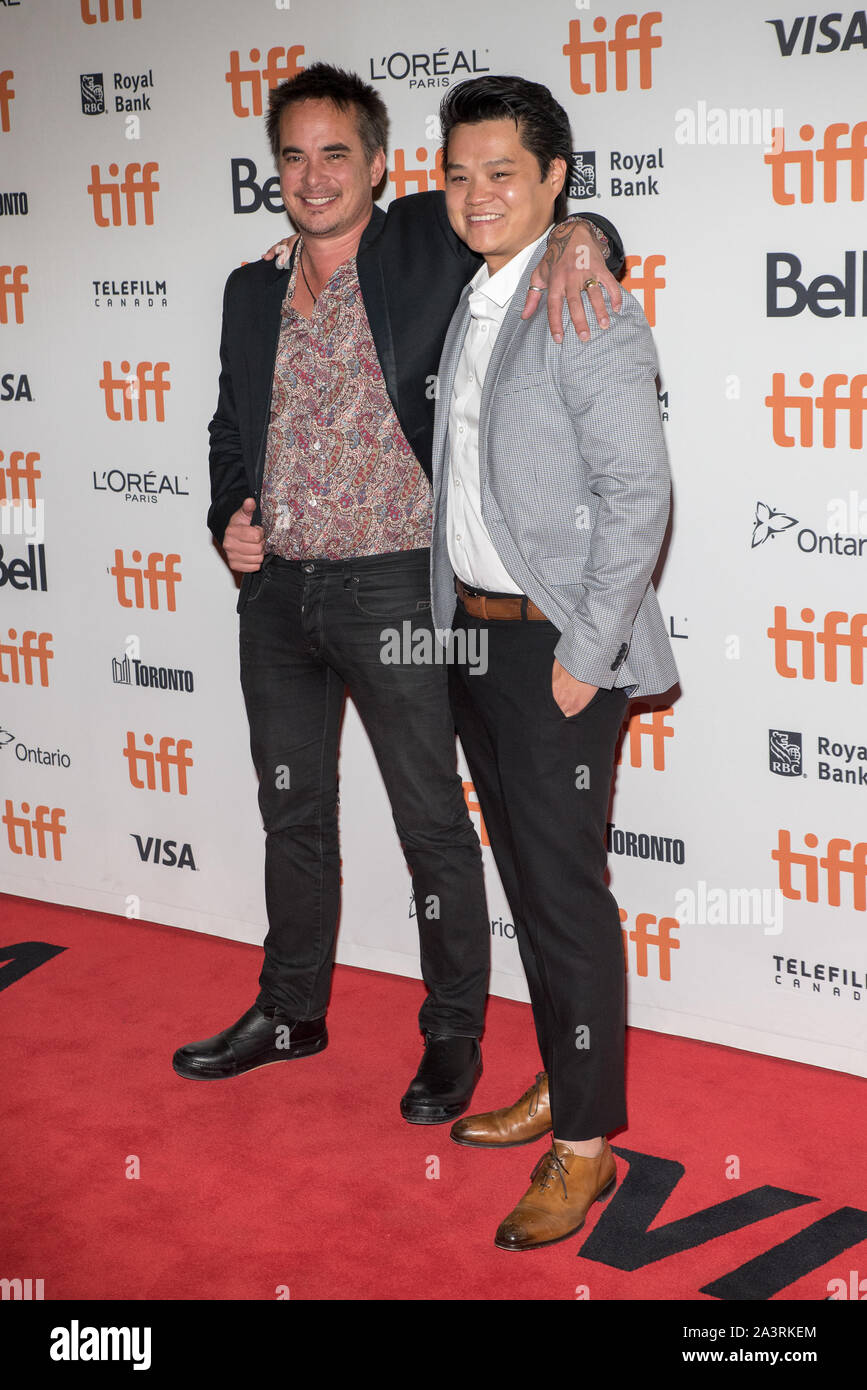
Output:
[
  {"xmin": 450, "ymin": 1071, "xmax": 551, "ymax": 1147},
  {"xmin": 494, "ymin": 1139, "xmax": 617, "ymax": 1251}
]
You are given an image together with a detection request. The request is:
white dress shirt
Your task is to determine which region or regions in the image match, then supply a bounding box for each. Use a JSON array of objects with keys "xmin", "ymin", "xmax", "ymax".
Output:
[{"xmin": 447, "ymin": 227, "xmax": 552, "ymax": 594}]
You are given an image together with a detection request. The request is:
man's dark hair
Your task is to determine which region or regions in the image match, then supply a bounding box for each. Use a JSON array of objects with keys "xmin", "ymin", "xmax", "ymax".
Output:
[
  {"xmin": 439, "ymin": 75, "xmax": 574, "ymax": 223},
  {"xmin": 266, "ymin": 62, "xmax": 389, "ymax": 165}
]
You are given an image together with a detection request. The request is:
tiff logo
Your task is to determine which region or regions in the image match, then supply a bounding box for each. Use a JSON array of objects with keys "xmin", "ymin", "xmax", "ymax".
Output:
[
  {"xmin": 110, "ymin": 550, "xmax": 181, "ymax": 611},
  {"xmin": 765, "ymin": 372, "xmax": 866, "ymax": 448},
  {"xmin": 773, "ymin": 830, "xmax": 867, "ymax": 910},
  {"xmin": 768, "ymin": 606, "xmax": 867, "ymax": 683},
  {"xmin": 563, "ymin": 12, "xmax": 662, "ymax": 94},
  {"xmin": 619, "ymin": 909, "xmax": 679, "ymax": 980},
  {"xmin": 122, "ymin": 733, "xmax": 193, "ymax": 794},
  {"xmin": 618, "ymin": 704, "xmax": 674, "ymax": 771},
  {"xmin": 88, "ymin": 163, "xmax": 159, "ymax": 226},
  {"xmin": 0, "ymin": 629, "xmax": 53, "ymax": 686},
  {"xmin": 0, "ymin": 70, "xmax": 14, "ymax": 133},
  {"xmin": 765, "ymin": 121, "xmax": 867, "ymax": 203},
  {"xmin": 0, "ymin": 450, "xmax": 40, "ymax": 504},
  {"xmin": 81, "ymin": 0, "xmax": 142, "ymax": 22},
  {"xmin": 2, "ymin": 802, "xmax": 66, "ymax": 860},
  {"xmin": 226, "ymin": 46, "xmax": 305, "ymax": 118},
  {"xmin": 100, "ymin": 361, "xmax": 170, "ymax": 419},
  {"xmin": 0, "ymin": 266, "xmax": 28, "ymax": 325},
  {"xmin": 100, "ymin": 362, "xmax": 170, "ymax": 422},
  {"xmin": 621, "ymin": 254, "xmax": 666, "ymax": 326},
  {"xmin": 389, "ymin": 147, "xmax": 445, "ymax": 198}
]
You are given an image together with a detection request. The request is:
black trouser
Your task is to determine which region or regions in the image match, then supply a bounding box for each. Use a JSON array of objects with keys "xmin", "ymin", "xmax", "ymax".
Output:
[
  {"xmin": 448, "ymin": 601, "xmax": 629, "ymax": 1139},
  {"xmin": 238, "ymin": 548, "xmax": 490, "ymax": 1037}
]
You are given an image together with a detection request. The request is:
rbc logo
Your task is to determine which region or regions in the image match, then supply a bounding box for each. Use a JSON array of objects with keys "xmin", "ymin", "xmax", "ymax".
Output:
[
  {"xmin": 569, "ymin": 151, "xmax": 597, "ymax": 200},
  {"xmin": 80, "ymin": 73, "xmax": 105, "ymax": 116},
  {"xmin": 769, "ymin": 729, "xmax": 803, "ymax": 777}
]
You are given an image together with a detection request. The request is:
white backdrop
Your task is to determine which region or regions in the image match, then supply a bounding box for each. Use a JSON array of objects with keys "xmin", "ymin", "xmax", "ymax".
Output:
[{"xmin": 2, "ymin": 0, "xmax": 865, "ymax": 1076}]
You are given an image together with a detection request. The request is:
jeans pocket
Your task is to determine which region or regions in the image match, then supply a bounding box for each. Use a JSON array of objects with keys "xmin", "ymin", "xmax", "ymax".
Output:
[{"xmin": 350, "ymin": 571, "xmax": 432, "ymax": 621}]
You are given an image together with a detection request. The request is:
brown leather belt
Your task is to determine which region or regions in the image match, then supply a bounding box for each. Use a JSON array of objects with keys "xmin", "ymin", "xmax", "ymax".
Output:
[{"xmin": 455, "ymin": 579, "xmax": 548, "ymax": 622}]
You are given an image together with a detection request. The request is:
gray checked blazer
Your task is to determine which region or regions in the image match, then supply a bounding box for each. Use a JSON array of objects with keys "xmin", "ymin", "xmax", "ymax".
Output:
[{"xmin": 429, "ymin": 257, "xmax": 679, "ymax": 697}]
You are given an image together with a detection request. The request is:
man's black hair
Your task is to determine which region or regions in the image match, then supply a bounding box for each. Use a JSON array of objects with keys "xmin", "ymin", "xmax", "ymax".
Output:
[
  {"xmin": 266, "ymin": 62, "xmax": 389, "ymax": 165},
  {"xmin": 439, "ymin": 75, "xmax": 574, "ymax": 223}
]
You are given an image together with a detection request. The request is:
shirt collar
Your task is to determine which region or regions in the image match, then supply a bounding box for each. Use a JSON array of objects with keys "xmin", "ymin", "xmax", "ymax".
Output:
[{"xmin": 468, "ymin": 226, "xmax": 553, "ymax": 314}]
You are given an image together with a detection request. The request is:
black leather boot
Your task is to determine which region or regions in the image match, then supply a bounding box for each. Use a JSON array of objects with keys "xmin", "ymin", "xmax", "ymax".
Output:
[
  {"xmin": 400, "ymin": 1033, "xmax": 482, "ymax": 1124},
  {"xmin": 172, "ymin": 1004, "xmax": 327, "ymax": 1079}
]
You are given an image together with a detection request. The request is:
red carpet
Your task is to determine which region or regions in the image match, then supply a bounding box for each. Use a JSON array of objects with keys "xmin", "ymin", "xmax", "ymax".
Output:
[{"xmin": 1, "ymin": 893, "xmax": 865, "ymax": 1301}]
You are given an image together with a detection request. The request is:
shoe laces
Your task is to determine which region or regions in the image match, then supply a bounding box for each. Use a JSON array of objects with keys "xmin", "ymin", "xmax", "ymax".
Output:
[
  {"xmin": 530, "ymin": 1146, "xmax": 570, "ymax": 1201},
  {"xmin": 525, "ymin": 1071, "xmax": 546, "ymax": 1119}
]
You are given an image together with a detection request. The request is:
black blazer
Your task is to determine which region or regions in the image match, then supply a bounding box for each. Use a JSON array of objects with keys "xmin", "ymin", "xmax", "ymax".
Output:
[{"xmin": 207, "ymin": 191, "xmax": 623, "ymax": 610}]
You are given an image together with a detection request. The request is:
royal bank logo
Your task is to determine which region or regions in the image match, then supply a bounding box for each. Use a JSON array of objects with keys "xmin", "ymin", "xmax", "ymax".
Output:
[
  {"xmin": 80, "ymin": 73, "xmax": 105, "ymax": 116},
  {"xmin": 569, "ymin": 150, "xmax": 597, "ymax": 199},
  {"xmin": 769, "ymin": 729, "xmax": 803, "ymax": 777}
]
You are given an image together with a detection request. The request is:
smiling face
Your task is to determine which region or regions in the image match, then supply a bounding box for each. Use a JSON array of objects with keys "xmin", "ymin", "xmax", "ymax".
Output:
[
  {"xmin": 277, "ymin": 97, "xmax": 386, "ymax": 241},
  {"xmin": 444, "ymin": 118, "xmax": 566, "ymax": 274}
]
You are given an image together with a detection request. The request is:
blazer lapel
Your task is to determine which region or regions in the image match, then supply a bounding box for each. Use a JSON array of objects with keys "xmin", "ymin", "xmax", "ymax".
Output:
[
  {"xmin": 477, "ymin": 257, "xmax": 538, "ymax": 484},
  {"xmin": 431, "ymin": 285, "xmax": 473, "ymax": 513}
]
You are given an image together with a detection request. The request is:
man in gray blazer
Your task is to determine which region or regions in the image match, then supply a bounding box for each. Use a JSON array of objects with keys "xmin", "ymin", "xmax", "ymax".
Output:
[{"xmin": 429, "ymin": 75, "xmax": 678, "ymax": 1251}]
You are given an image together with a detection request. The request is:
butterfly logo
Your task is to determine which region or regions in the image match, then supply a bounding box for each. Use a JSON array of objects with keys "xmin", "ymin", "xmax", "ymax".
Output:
[
  {"xmin": 752, "ymin": 502, "xmax": 798, "ymax": 548},
  {"xmin": 0, "ymin": 727, "xmax": 15, "ymax": 749}
]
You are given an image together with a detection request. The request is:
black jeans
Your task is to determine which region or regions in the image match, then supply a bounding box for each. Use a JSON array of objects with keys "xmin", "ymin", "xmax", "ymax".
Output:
[
  {"xmin": 448, "ymin": 602, "xmax": 629, "ymax": 1139},
  {"xmin": 238, "ymin": 548, "xmax": 490, "ymax": 1036}
]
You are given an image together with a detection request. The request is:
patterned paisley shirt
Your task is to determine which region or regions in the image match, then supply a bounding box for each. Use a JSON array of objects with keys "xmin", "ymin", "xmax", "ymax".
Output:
[{"xmin": 260, "ymin": 246, "xmax": 432, "ymax": 560}]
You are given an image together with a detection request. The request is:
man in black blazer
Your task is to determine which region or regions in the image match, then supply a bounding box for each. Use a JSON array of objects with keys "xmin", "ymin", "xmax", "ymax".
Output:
[{"xmin": 173, "ymin": 63, "xmax": 624, "ymax": 1125}]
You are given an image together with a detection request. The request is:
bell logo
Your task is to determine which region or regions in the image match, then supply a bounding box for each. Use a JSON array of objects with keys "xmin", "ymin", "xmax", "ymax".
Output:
[
  {"xmin": 765, "ymin": 121, "xmax": 867, "ymax": 204},
  {"xmin": 2, "ymin": 801, "xmax": 66, "ymax": 860},
  {"xmin": 618, "ymin": 704, "xmax": 674, "ymax": 771},
  {"xmin": 81, "ymin": 0, "xmax": 142, "ymax": 21},
  {"xmin": 563, "ymin": 12, "xmax": 662, "ymax": 94},
  {"xmin": 0, "ymin": 70, "xmax": 14, "ymax": 133},
  {"xmin": 773, "ymin": 829, "xmax": 867, "ymax": 910},
  {"xmin": 226, "ymin": 47, "xmax": 305, "ymax": 118},
  {"xmin": 619, "ymin": 908, "xmax": 680, "ymax": 980},
  {"xmin": 0, "ymin": 451, "xmax": 40, "ymax": 506},
  {"xmin": 0, "ymin": 267, "xmax": 28, "ymax": 326},
  {"xmin": 462, "ymin": 780, "xmax": 489, "ymax": 847},
  {"xmin": 765, "ymin": 372, "xmax": 866, "ymax": 447},
  {"xmin": 621, "ymin": 255, "xmax": 666, "ymax": 326},
  {"xmin": 110, "ymin": 550, "xmax": 181, "ymax": 611},
  {"xmin": 87, "ymin": 163, "xmax": 159, "ymax": 227},
  {"xmin": 100, "ymin": 362, "xmax": 170, "ymax": 422},
  {"xmin": 0, "ymin": 629, "xmax": 54, "ymax": 686},
  {"xmin": 768, "ymin": 606, "xmax": 867, "ymax": 683},
  {"xmin": 389, "ymin": 147, "xmax": 445, "ymax": 199},
  {"xmin": 123, "ymin": 733, "xmax": 193, "ymax": 795}
]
